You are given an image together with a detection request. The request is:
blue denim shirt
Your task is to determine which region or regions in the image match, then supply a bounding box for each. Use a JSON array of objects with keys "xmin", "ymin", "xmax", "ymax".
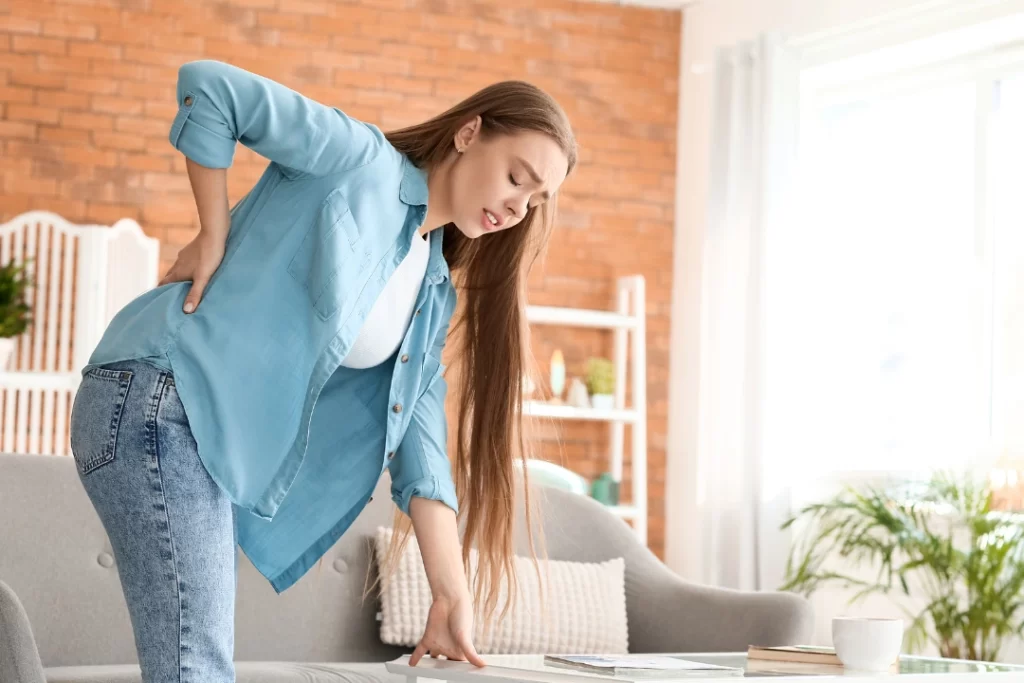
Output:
[{"xmin": 85, "ymin": 59, "xmax": 458, "ymax": 592}]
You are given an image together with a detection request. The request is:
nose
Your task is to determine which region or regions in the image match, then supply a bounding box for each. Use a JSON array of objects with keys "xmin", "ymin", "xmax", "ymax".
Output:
[{"xmin": 506, "ymin": 196, "xmax": 529, "ymax": 222}]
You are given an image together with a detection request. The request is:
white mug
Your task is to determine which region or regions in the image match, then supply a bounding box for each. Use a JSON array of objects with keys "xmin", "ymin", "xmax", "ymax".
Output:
[{"xmin": 832, "ymin": 617, "xmax": 904, "ymax": 672}]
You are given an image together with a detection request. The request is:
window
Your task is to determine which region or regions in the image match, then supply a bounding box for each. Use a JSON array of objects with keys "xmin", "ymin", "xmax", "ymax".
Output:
[{"xmin": 765, "ymin": 29, "xmax": 1024, "ymax": 484}]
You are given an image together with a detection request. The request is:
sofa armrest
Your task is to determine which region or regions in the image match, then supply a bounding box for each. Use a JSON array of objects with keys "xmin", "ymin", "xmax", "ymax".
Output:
[
  {"xmin": 625, "ymin": 563, "xmax": 814, "ymax": 653},
  {"xmin": 0, "ymin": 579, "xmax": 47, "ymax": 683}
]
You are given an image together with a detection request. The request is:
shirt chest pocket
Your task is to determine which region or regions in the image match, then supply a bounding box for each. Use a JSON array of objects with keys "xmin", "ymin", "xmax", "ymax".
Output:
[{"xmin": 287, "ymin": 188, "xmax": 371, "ymax": 321}]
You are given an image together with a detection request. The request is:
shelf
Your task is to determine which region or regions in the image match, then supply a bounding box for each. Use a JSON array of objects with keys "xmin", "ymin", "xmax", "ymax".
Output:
[
  {"xmin": 0, "ymin": 372, "xmax": 79, "ymax": 391},
  {"xmin": 608, "ymin": 504, "xmax": 640, "ymax": 519},
  {"xmin": 525, "ymin": 305, "xmax": 638, "ymax": 330},
  {"xmin": 522, "ymin": 401, "xmax": 639, "ymax": 423}
]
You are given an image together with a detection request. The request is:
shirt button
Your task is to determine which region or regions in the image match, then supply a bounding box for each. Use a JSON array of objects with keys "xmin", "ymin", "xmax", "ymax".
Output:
[
  {"xmin": 415, "ymin": 309, "xmax": 421, "ymax": 316},
  {"xmin": 401, "ymin": 354, "xmax": 409, "ymax": 363},
  {"xmin": 387, "ymin": 451, "xmax": 395, "ymax": 460},
  {"xmin": 183, "ymin": 95, "xmax": 193, "ymax": 106},
  {"xmin": 392, "ymin": 403, "xmax": 402, "ymax": 413}
]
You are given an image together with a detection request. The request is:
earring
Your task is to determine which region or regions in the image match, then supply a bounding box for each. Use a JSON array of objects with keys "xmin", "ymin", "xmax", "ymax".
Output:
[{"xmin": 457, "ymin": 147, "xmax": 464, "ymax": 154}]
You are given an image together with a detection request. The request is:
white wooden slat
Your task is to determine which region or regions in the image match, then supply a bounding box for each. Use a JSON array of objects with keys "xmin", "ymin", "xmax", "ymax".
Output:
[
  {"xmin": 13, "ymin": 227, "xmax": 24, "ymax": 371},
  {"xmin": 40, "ymin": 389, "xmax": 53, "ymax": 455},
  {"xmin": 2, "ymin": 389, "xmax": 13, "ymax": 450},
  {"xmin": 14, "ymin": 388, "xmax": 26, "ymax": 454},
  {"xmin": 0, "ymin": 211, "xmax": 160, "ymax": 455},
  {"xmin": 54, "ymin": 388, "xmax": 69, "ymax": 456},
  {"xmin": 20, "ymin": 222, "xmax": 35, "ymax": 371},
  {"xmin": 44, "ymin": 223, "xmax": 60, "ymax": 372},
  {"xmin": 58, "ymin": 233, "xmax": 74, "ymax": 373},
  {"xmin": 34, "ymin": 221, "xmax": 50, "ymax": 372}
]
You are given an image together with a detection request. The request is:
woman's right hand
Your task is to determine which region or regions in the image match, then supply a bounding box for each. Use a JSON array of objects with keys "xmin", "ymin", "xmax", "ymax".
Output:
[{"xmin": 158, "ymin": 229, "xmax": 226, "ymax": 313}]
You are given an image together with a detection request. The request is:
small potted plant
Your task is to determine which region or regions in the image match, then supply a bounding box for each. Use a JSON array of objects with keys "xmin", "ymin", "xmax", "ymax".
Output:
[
  {"xmin": 0, "ymin": 261, "xmax": 32, "ymax": 370},
  {"xmin": 585, "ymin": 357, "xmax": 615, "ymax": 410}
]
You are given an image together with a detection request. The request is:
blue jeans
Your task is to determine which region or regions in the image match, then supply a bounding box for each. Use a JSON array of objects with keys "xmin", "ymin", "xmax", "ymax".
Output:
[{"xmin": 70, "ymin": 359, "xmax": 237, "ymax": 682}]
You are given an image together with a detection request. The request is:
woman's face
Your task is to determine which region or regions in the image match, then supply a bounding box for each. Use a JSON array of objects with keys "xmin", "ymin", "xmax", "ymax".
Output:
[{"xmin": 446, "ymin": 118, "xmax": 569, "ymax": 239}]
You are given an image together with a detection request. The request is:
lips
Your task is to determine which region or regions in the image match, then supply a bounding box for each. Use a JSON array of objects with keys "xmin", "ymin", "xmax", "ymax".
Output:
[{"xmin": 481, "ymin": 208, "xmax": 501, "ymax": 232}]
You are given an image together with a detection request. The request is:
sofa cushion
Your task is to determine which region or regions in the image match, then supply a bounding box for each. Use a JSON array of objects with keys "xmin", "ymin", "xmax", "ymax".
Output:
[
  {"xmin": 45, "ymin": 661, "xmax": 403, "ymax": 683},
  {"xmin": 375, "ymin": 527, "xmax": 629, "ymax": 654}
]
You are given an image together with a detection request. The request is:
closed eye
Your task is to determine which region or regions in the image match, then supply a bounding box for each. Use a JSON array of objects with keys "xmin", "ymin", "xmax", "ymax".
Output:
[{"xmin": 509, "ymin": 173, "xmax": 520, "ymax": 187}]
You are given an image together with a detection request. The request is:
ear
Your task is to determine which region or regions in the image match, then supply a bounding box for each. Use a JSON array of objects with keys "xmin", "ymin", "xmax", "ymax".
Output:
[{"xmin": 453, "ymin": 115, "xmax": 482, "ymax": 152}]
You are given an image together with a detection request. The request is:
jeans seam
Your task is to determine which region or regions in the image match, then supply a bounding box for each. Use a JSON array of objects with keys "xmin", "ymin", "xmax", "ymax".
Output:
[{"xmin": 144, "ymin": 371, "xmax": 187, "ymax": 683}]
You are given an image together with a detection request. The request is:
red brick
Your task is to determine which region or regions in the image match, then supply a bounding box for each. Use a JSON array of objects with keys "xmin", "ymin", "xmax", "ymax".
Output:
[
  {"xmin": 38, "ymin": 126, "xmax": 91, "ymax": 144},
  {"xmin": 35, "ymin": 89, "xmax": 91, "ymax": 110},
  {"xmin": 7, "ymin": 104, "xmax": 60, "ymax": 124},
  {"xmin": 11, "ymin": 35, "xmax": 67, "ymax": 56},
  {"xmin": 93, "ymin": 131, "xmax": 147, "ymax": 151},
  {"xmin": 67, "ymin": 76, "xmax": 122, "ymax": 96},
  {"xmin": 61, "ymin": 145, "xmax": 118, "ymax": 167},
  {"xmin": 57, "ymin": 5, "xmax": 121, "ymax": 26},
  {"xmin": 0, "ymin": 120, "xmax": 37, "ymax": 140},
  {"xmin": 382, "ymin": 75, "xmax": 433, "ymax": 95},
  {"xmin": 96, "ymin": 25, "xmax": 150, "ymax": 46},
  {"xmin": 5, "ymin": 174, "xmax": 58, "ymax": 196},
  {"xmin": 309, "ymin": 51, "xmax": 360, "ymax": 71},
  {"xmin": 61, "ymin": 111, "xmax": 115, "ymax": 130},
  {"xmin": 122, "ymin": 153, "xmax": 171, "ymax": 173},
  {"xmin": 68, "ymin": 41, "xmax": 122, "ymax": 60},
  {"xmin": 257, "ymin": 12, "xmax": 306, "ymax": 30},
  {"xmin": 0, "ymin": 84, "xmax": 34, "ymax": 104},
  {"xmin": 119, "ymin": 81, "xmax": 173, "ymax": 100},
  {"xmin": 0, "ymin": 15, "xmax": 42, "ymax": 35},
  {"xmin": 91, "ymin": 96, "xmax": 144, "ymax": 116},
  {"xmin": 88, "ymin": 59, "xmax": 148, "ymax": 80},
  {"xmin": 36, "ymin": 54, "xmax": 89, "ymax": 75},
  {"xmin": 332, "ymin": 68, "xmax": 384, "ymax": 89},
  {"xmin": 85, "ymin": 202, "xmax": 142, "ymax": 224},
  {"xmin": 41, "ymin": 20, "xmax": 98, "ymax": 40},
  {"xmin": 123, "ymin": 47, "xmax": 187, "ymax": 68},
  {"xmin": 115, "ymin": 116, "xmax": 166, "ymax": 137}
]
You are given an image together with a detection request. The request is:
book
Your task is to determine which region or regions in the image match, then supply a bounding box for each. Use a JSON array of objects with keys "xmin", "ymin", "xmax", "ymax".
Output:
[
  {"xmin": 746, "ymin": 645, "xmax": 842, "ymax": 666},
  {"xmin": 543, "ymin": 654, "xmax": 744, "ymax": 679}
]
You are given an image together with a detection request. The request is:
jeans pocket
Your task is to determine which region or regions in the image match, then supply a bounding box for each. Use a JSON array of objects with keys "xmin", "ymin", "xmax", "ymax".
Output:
[{"xmin": 70, "ymin": 368, "xmax": 133, "ymax": 476}]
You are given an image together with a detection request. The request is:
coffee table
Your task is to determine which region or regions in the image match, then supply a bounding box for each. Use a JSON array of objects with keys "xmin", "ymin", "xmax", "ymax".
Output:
[{"xmin": 386, "ymin": 653, "xmax": 1024, "ymax": 682}]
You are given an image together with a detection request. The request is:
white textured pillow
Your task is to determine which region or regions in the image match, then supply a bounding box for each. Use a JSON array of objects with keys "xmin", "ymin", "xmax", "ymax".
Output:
[{"xmin": 374, "ymin": 527, "xmax": 629, "ymax": 655}]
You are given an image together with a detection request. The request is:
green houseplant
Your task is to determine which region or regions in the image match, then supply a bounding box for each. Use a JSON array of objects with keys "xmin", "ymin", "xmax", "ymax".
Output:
[
  {"xmin": 781, "ymin": 473, "xmax": 1024, "ymax": 662},
  {"xmin": 0, "ymin": 261, "xmax": 32, "ymax": 369},
  {"xmin": 585, "ymin": 357, "xmax": 615, "ymax": 410}
]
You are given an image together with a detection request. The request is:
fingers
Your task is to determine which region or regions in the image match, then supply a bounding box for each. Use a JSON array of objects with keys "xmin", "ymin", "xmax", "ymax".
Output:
[
  {"xmin": 456, "ymin": 631, "xmax": 486, "ymax": 668},
  {"xmin": 410, "ymin": 642, "xmax": 428, "ymax": 667},
  {"xmin": 183, "ymin": 277, "xmax": 208, "ymax": 314}
]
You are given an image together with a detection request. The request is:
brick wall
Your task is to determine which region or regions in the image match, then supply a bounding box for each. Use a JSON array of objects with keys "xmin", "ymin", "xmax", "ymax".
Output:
[{"xmin": 0, "ymin": 0, "xmax": 680, "ymax": 559}]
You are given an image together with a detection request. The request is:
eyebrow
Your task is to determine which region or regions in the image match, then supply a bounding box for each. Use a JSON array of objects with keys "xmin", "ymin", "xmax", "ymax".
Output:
[{"xmin": 515, "ymin": 156, "xmax": 551, "ymax": 201}]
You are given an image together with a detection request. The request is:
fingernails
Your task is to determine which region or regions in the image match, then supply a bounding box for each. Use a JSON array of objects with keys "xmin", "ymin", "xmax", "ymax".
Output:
[{"xmin": 183, "ymin": 302, "xmax": 195, "ymax": 313}]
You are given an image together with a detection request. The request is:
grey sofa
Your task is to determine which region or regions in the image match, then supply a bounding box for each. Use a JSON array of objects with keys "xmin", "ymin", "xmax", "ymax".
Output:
[{"xmin": 0, "ymin": 453, "xmax": 812, "ymax": 682}]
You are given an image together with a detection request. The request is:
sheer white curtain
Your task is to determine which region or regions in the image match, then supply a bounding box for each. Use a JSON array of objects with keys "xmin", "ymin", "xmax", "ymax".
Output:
[{"xmin": 689, "ymin": 34, "xmax": 800, "ymax": 591}]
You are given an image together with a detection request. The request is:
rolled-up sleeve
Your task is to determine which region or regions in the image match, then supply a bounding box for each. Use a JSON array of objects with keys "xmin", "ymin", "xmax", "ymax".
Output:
[
  {"xmin": 388, "ymin": 367, "xmax": 458, "ymax": 516},
  {"xmin": 168, "ymin": 59, "xmax": 383, "ymax": 177}
]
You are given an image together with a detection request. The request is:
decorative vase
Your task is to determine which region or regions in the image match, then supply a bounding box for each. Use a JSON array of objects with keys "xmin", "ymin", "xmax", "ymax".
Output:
[
  {"xmin": 590, "ymin": 473, "xmax": 620, "ymax": 506},
  {"xmin": 567, "ymin": 378, "xmax": 590, "ymax": 408},
  {"xmin": 0, "ymin": 337, "xmax": 15, "ymax": 371},
  {"xmin": 549, "ymin": 349, "xmax": 565, "ymax": 402},
  {"xmin": 590, "ymin": 394, "xmax": 614, "ymax": 410}
]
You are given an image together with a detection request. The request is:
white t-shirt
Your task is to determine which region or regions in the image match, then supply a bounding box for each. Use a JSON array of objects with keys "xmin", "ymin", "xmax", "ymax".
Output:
[{"xmin": 341, "ymin": 232, "xmax": 430, "ymax": 369}]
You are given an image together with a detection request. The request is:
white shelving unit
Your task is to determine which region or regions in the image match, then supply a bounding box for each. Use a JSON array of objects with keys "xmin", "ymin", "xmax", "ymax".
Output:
[{"xmin": 523, "ymin": 275, "xmax": 647, "ymax": 545}]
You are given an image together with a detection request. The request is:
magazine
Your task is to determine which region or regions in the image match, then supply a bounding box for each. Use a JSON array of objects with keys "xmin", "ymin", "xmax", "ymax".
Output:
[{"xmin": 543, "ymin": 655, "xmax": 744, "ymax": 679}]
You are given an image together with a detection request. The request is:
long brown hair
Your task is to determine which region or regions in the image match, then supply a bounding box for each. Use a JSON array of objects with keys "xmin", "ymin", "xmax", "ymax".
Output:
[{"xmin": 381, "ymin": 81, "xmax": 577, "ymax": 636}]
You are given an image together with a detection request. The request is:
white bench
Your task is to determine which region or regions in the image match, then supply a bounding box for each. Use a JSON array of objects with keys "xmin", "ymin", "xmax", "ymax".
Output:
[{"xmin": 0, "ymin": 210, "xmax": 159, "ymax": 456}]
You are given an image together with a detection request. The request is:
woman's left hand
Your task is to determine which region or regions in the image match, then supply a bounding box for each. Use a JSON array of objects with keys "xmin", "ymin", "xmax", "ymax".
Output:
[{"xmin": 410, "ymin": 594, "xmax": 486, "ymax": 668}]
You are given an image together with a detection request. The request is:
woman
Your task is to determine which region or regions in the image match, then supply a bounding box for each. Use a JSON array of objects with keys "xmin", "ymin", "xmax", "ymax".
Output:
[{"xmin": 69, "ymin": 59, "xmax": 575, "ymax": 682}]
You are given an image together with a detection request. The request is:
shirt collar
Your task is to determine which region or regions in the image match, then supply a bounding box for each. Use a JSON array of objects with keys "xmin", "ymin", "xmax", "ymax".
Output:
[
  {"xmin": 399, "ymin": 157, "xmax": 429, "ymax": 207},
  {"xmin": 398, "ymin": 157, "xmax": 449, "ymax": 284}
]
